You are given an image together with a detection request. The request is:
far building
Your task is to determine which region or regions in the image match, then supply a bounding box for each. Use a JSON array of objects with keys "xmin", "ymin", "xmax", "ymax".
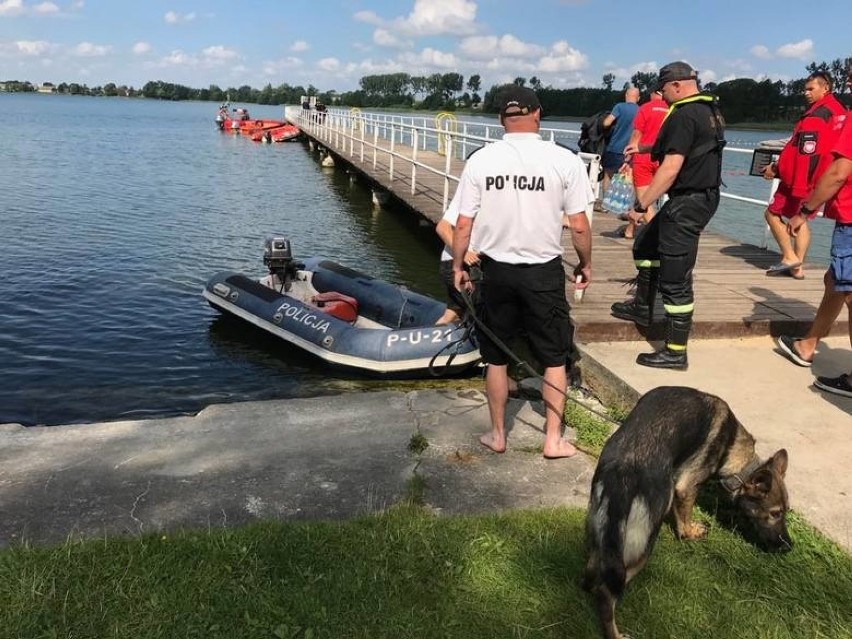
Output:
[{"xmin": 37, "ymin": 82, "xmax": 56, "ymax": 94}]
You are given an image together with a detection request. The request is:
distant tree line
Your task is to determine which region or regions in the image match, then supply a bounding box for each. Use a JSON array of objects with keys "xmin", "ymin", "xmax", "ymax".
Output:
[{"xmin": 3, "ymin": 56, "xmax": 848, "ymax": 123}]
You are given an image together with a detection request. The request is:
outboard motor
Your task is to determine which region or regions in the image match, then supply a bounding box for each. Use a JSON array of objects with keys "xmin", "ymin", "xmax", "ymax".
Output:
[{"xmin": 263, "ymin": 236, "xmax": 302, "ymax": 291}]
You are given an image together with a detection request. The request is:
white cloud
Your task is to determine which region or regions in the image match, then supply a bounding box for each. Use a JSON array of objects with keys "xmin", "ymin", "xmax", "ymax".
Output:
[
  {"xmin": 73, "ymin": 41, "xmax": 111, "ymax": 57},
  {"xmin": 750, "ymin": 45, "xmax": 772, "ymax": 60},
  {"xmin": 72, "ymin": 0, "xmax": 83, "ymax": 7},
  {"xmin": 1, "ymin": 39, "xmax": 52, "ymax": 56},
  {"xmin": 0, "ymin": 0, "xmax": 24, "ymax": 16},
  {"xmin": 353, "ymin": 10, "xmax": 382, "ymax": 25},
  {"xmin": 459, "ymin": 34, "xmax": 545, "ymax": 60},
  {"xmin": 290, "ymin": 40, "xmax": 309, "ymax": 52},
  {"xmin": 400, "ymin": 47, "xmax": 459, "ymax": 69},
  {"xmin": 750, "ymin": 40, "xmax": 813, "ymax": 61},
  {"xmin": 701, "ymin": 69, "xmax": 718, "ymax": 83},
  {"xmin": 33, "ymin": 2, "xmax": 59, "ymax": 14},
  {"xmin": 537, "ymin": 40, "xmax": 587, "ymax": 73},
  {"xmin": 164, "ymin": 10, "xmax": 195, "ymax": 24},
  {"xmin": 318, "ymin": 57, "xmax": 341, "ymax": 72},
  {"xmin": 132, "ymin": 41, "xmax": 151, "ymax": 55},
  {"xmin": 160, "ymin": 49, "xmax": 194, "ymax": 66},
  {"xmin": 358, "ymin": 0, "xmax": 477, "ymax": 37},
  {"xmin": 202, "ymin": 45, "xmax": 238, "ymax": 61},
  {"xmin": 776, "ymin": 38, "xmax": 813, "ymax": 60},
  {"xmin": 263, "ymin": 56, "xmax": 303, "ymax": 76},
  {"xmin": 156, "ymin": 45, "xmax": 241, "ymax": 70},
  {"xmin": 373, "ymin": 28, "xmax": 410, "ymax": 48}
]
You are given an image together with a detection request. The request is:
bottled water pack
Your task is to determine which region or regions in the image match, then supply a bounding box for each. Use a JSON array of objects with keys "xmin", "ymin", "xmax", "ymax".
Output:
[{"xmin": 603, "ymin": 174, "xmax": 634, "ymax": 215}]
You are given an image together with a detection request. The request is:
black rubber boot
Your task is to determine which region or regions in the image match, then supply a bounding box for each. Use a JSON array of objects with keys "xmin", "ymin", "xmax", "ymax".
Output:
[
  {"xmin": 610, "ymin": 268, "xmax": 658, "ymax": 327},
  {"xmin": 636, "ymin": 313, "xmax": 691, "ymax": 370}
]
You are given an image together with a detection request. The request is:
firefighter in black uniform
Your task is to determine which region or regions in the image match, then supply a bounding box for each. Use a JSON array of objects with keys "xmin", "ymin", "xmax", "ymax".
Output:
[{"xmin": 611, "ymin": 61, "xmax": 726, "ymax": 370}]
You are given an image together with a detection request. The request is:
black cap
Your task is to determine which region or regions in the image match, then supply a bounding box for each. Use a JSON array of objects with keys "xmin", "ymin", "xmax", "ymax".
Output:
[
  {"xmin": 497, "ymin": 85, "xmax": 541, "ymax": 117},
  {"xmin": 657, "ymin": 61, "xmax": 698, "ymax": 89}
]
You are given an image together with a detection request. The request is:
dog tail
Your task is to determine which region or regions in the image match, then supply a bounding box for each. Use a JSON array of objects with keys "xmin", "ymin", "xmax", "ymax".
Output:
[{"xmin": 585, "ymin": 481, "xmax": 628, "ymax": 599}]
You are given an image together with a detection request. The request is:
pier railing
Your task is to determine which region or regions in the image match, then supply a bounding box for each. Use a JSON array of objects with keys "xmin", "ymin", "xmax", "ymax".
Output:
[{"xmin": 286, "ymin": 107, "xmax": 784, "ymax": 248}]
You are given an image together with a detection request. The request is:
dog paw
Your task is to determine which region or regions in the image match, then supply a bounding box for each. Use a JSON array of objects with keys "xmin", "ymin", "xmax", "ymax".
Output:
[{"xmin": 679, "ymin": 521, "xmax": 708, "ymax": 540}]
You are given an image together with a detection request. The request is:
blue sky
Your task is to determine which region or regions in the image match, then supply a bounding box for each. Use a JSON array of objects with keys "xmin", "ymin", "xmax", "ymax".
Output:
[{"xmin": 1, "ymin": 0, "xmax": 849, "ymax": 91}]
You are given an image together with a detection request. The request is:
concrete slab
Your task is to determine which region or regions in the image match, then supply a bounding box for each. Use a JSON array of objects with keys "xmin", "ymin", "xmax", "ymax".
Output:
[
  {"xmin": 0, "ymin": 390, "xmax": 594, "ymax": 548},
  {"xmin": 580, "ymin": 335, "xmax": 852, "ymax": 552}
]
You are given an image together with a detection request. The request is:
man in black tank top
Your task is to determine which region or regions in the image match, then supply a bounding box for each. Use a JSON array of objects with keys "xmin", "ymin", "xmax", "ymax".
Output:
[{"xmin": 611, "ymin": 61, "xmax": 726, "ymax": 370}]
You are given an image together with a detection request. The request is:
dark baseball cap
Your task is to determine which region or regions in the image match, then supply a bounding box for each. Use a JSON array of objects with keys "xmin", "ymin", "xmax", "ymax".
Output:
[
  {"xmin": 497, "ymin": 85, "xmax": 541, "ymax": 117},
  {"xmin": 657, "ymin": 61, "xmax": 698, "ymax": 89}
]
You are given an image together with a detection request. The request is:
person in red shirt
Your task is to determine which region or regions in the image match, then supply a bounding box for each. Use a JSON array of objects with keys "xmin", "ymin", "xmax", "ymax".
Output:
[
  {"xmin": 622, "ymin": 89, "xmax": 669, "ymax": 239},
  {"xmin": 776, "ymin": 70, "xmax": 852, "ymax": 397},
  {"xmin": 763, "ymin": 71, "xmax": 846, "ymax": 279}
]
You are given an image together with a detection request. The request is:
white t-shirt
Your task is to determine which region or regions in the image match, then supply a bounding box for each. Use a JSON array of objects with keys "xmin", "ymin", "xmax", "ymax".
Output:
[
  {"xmin": 456, "ymin": 132, "xmax": 594, "ymax": 264},
  {"xmin": 438, "ymin": 189, "xmax": 482, "ymax": 262}
]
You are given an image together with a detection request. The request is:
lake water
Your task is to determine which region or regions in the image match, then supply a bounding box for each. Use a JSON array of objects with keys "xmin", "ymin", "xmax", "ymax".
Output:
[{"xmin": 0, "ymin": 95, "xmax": 833, "ymax": 426}]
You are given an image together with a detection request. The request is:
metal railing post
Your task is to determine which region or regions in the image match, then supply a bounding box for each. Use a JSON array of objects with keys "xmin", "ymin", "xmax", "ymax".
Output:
[
  {"xmin": 462, "ymin": 123, "xmax": 468, "ymax": 160},
  {"xmin": 411, "ymin": 129, "xmax": 419, "ymax": 195},
  {"xmin": 389, "ymin": 128, "xmax": 395, "ymax": 181},
  {"xmin": 443, "ymin": 137, "xmax": 454, "ymax": 211}
]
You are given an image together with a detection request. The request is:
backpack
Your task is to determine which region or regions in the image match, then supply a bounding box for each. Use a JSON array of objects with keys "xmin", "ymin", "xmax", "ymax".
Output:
[{"xmin": 577, "ymin": 110, "xmax": 611, "ymax": 156}]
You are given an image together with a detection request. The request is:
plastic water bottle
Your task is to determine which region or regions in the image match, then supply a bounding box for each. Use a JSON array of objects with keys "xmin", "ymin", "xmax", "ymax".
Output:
[
  {"xmin": 616, "ymin": 180, "xmax": 631, "ymax": 214},
  {"xmin": 603, "ymin": 181, "xmax": 615, "ymax": 211},
  {"xmin": 574, "ymin": 274, "xmax": 586, "ymax": 302}
]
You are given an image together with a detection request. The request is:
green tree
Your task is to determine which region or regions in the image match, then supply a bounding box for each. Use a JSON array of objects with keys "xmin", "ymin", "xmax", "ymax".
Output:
[
  {"xmin": 630, "ymin": 71, "xmax": 658, "ymax": 95},
  {"xmin": 466, "ymin": 74, "xmax": 481, "ymax": 94},
  {"xmin": 513, "ymin": 76, "xmax": 526, "ymax": 87},
  {"xmin": 602, "ymin": 73, "xmax": 615, "ymax": 91}
]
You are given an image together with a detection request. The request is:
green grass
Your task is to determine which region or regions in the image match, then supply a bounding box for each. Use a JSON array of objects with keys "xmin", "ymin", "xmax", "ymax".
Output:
[
  {"xmin": 564, "ymin": 396, "xmax": 619, "ymax": 458},
  {"xmin": 1, "ymin": 506, "xmax": 850, "ymax": 639},
  {"xmin": 3, "ymin": 392, "xmax": 849, "ymax": 638}
]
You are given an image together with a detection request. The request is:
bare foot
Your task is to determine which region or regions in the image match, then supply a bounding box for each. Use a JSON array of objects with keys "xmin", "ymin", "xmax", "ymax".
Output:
[
  {"xmin": 479, "ymin": 433, "xmax": 506, "ymax": 453},
  {"xmin": 435, "ymin": 309, "xmax": 460, "ymax": 326},
  {"xmin": 543, "ymin": 439, "xmax": 577, "ymax": 459}
]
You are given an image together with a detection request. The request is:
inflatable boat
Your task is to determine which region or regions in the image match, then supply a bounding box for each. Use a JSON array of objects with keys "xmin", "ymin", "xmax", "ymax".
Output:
[{"xmin": 202, "ymin": 238, "xmax": 481, "ymax": 376}]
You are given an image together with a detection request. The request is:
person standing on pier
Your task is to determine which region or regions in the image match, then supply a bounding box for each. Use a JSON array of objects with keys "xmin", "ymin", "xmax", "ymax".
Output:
[
  {"xmin": 777, "ymin": 91, "xmax": 852, "ymax": 398},
  {"xmin": 611, "ymin": 61, "xmax": 726, "ymax": 370},
  {"xmin": 621, "ymin": 88, "xmax": 669, "ymax": 239},
  {"xmin": 762, "ymin": 71, "xmax": 846, "ymax": 280},
  {"xmin": 601, "ymin": 87, "xmax": 640, "ymax": 210},
  {"xmin": 452, "ymin": 85, "xmax": 594, "ymax": 459},
  {"xmin": 435, "ymin": 190, "xmax": 480, "ymax": 325}
]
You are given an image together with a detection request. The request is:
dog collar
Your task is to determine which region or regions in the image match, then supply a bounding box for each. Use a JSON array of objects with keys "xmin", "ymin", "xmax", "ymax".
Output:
[{"xmin": 720, "ymin": 456, "xmax": 763, "ymax": 493}]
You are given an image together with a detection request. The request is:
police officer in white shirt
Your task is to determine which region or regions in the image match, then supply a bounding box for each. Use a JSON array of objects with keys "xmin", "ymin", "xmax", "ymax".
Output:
[{"xmin": 452, "ymin": 85, "xmax": 594, "ymax": 459}]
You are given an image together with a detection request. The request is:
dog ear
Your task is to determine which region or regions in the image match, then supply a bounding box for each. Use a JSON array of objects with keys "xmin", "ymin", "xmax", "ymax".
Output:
[
  {"xmin": 768, "ymin": 449, "xmax": 788, "ymax": 478},
  {"xmin": 743, "ymin": 469, "xmax": 773, "ymax": 498}
]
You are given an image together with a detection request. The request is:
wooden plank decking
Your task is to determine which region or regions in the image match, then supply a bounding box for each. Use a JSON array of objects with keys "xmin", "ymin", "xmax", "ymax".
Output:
[{"xmin": 301, "ymin": 126, "xmax": 844, "ymax": 343}]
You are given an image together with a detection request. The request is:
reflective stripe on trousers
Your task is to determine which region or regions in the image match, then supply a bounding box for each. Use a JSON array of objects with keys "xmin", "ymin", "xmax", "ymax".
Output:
[{"xmin": 631, "ymin": 189, "xmax": 719, "ymax": 312}]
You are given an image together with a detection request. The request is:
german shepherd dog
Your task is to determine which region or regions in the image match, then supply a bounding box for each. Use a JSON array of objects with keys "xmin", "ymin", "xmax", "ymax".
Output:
[{"xmin": 583, "ymin": 386, "xmax": 791, "ymax": 639}]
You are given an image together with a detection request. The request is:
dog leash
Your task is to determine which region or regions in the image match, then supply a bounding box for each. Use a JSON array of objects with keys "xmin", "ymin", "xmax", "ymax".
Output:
[{"xmin": 459, "ymin": 283, "xmax": 622, "ymax": 428}]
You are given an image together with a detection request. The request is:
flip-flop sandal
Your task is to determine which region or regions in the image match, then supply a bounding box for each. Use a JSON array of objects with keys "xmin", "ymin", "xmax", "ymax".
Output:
[{"xmin": 766, "ymin": 261, "xmax": 802, "ymax": 275}]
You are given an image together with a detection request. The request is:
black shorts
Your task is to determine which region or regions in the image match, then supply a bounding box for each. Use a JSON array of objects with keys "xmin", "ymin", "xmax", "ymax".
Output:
[{"xmin": 477, "ymin": 257, "xmax": 572, "ymax": 367}]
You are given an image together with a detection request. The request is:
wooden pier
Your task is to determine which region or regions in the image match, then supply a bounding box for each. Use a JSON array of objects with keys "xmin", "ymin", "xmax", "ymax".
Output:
[{"xmin": 291, "ymin": 110, "xmax": 843, "ymax": 343}]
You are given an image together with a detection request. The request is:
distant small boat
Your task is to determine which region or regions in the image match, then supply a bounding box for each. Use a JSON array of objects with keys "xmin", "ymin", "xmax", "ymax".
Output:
[
  {"xmin": 203, "ymin": 238, "xmax": 480, "ymax": 377},
  {"xmin": 216, "ymin": 106, "xmax": 252, "ymax": 132}
]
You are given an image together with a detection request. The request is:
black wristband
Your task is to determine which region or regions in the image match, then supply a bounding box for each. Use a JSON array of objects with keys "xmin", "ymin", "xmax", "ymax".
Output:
[
  {"xmin": 633, "ymin": 199, "xmax": 647, "ymax": 213},
  {"xmin": 798, "ymin": 203, "xmax": 813, "ymax": 217}
]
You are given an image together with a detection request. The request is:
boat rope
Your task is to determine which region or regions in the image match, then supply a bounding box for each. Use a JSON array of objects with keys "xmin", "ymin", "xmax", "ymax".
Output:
[
  {"xmin": 459, "ymin": 286, "xmax": 622, "ymax": 428},
  {"xmin": 426, "ymin": 317, "xmax": 477, "ymax": 377}
]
